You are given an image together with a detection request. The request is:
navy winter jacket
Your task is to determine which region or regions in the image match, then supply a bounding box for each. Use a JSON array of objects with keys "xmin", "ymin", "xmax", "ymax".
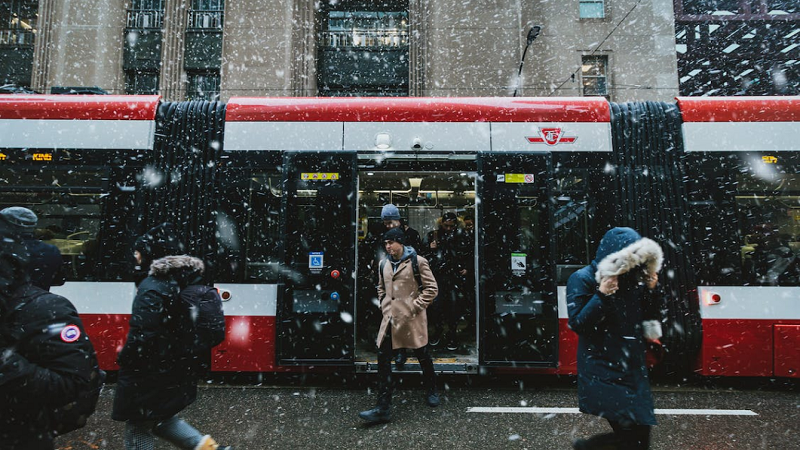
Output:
[{"xmin": 567, "ymin": 227, "xmax": 664, "ymax": 426}]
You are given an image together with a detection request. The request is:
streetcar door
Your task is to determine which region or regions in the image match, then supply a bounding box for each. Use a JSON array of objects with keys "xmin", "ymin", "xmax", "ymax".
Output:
[
  {"xmin": 477, "ymin": 152, "xmax": 558, "ymax": 366},
  {"xmin": 277, "ymin": 151, "xmax": 358, "ymax": 365}
]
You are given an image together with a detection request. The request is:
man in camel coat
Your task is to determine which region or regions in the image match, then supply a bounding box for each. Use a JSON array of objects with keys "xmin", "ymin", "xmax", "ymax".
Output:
[{"xmin": 359, "ymin": 227, "xmax": 439, "ymax": 424}]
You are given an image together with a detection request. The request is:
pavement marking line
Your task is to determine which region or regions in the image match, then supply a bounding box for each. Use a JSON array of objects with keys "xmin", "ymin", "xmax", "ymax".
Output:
[{"xmin": 467, "ymin": 407, "xmax": 758, "ymax": 416}]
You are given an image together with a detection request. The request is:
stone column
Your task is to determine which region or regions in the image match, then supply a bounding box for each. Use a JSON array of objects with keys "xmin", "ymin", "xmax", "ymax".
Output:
[
  {"xmin": 160, "ymin": 0, "xmax": 189, "ymax": 101},
  {"xmin": 291, "ymin": 0, "xmax": 317, "ymax": 97},
  {"xmin": 31, "ymin": 0, "xmax": 54, "ymax": 92},
  {"xmin": 408, "ymin": 0, "xmax": 426, "ymax": 97}
]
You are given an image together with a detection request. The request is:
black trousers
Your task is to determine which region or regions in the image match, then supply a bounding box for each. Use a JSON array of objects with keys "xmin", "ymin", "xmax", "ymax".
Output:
[
  {"xmin": 581, "ymin": 419, "xmax": 651, "ymax": 450},
  {"xmin": 376, "ymin": 330, "xmax": 436, "ymax": 408}
]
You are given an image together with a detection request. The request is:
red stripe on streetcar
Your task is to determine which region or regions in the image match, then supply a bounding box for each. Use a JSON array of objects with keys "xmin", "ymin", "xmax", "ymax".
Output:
[
  {"xmin": 227, "ymin": 97, "xmax": 611, "ymax": 123},
  {"xmin": 0, "ymin": 95, "xmax": 160, "ymax": 120},
  {"xmin": 677, "ymin": 97, "xmax": 800, "ymax": 123}
]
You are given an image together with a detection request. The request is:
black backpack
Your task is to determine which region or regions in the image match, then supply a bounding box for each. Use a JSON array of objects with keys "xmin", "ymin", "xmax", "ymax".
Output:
[
  {"xmin": 53, "ymin": 365, "xmax": 106, "ymax": 436},
  {"xmin": 179, "ymin": 284, "xmax": 226, "ymax": 354}
]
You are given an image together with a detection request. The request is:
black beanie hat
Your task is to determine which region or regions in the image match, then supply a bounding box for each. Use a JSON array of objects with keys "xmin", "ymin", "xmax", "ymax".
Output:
[
  {"xmin": 134, "ymin": 223, "xmax": 185, "ymax": 263},
  {"xmin": 383, "ymin": 227, "xmax": 406, "ymax": 245}
]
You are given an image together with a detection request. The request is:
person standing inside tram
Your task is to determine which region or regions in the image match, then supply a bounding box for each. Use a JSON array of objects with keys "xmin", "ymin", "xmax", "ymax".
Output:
[
  {"xmin": 0, "ymin": 207, "xmax": 65, "ymax": 291},
  {"xmin": 112, "ymin": 223, "xmax": 232, "ymax": 450},
  {"xmin": 359, "ymin": 227, "xmax": 439, "ymax": 424},
  {"xmin": 567, "ymin": 227, "xmax": 664, "ymax": 450},
  {"xmin": 424, "ymin": 212, "xmax": 469, "ymax": 351}
]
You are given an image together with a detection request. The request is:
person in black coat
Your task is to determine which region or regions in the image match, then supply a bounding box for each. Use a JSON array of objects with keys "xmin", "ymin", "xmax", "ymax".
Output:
[
  {"xmin": 0, "ymin": 220, "xmax": 99, "ymax": 450},
  {"xmin": 0, "ymin": 207, "xmax": 65, "ymax": 291},
  {"xmin": 567, "ymin": 227, "xmax": 664, "ymax": 450},
  {"xmin": 112, "ymin": 223, "xmax": 231, "ymax": 450}
]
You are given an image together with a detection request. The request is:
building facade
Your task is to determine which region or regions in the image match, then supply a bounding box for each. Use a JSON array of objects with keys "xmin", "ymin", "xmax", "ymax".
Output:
[{"xmin": 2, "ymin": 0, "xmax": 681, "ymax": 102}]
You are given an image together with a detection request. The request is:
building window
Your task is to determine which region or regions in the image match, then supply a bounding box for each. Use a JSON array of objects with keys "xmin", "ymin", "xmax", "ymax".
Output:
[
  {"xmin": 682, "ymin": 0, "xmax": 739, "ymax": 15},
  {"xmin": 187, "ymin": 71, "xmax": 220, "ymax": 100},
  {"xmin": 0, "ymin": 0, "xmax": 37, "ymax": 46},
  {"xmin": 125, "ymin": 70, "xmax": 159, "ymax": 95},
  {"xmin": 579, "ymin": 0, "xmax": 605, "ymax": 19},
  {"xmin": 126, "ymin": 0, "xmax": 164, "ymax": 29},
  {"xmin": 188, "ymin": 0, "xmax": 224, "ymax": 30},
  {"xmin": 317, "ymin": 3, "xmax": 410, "ymax": 97},
  {"xmin": 582, "ymin": 55, "xmax": 608, "ymax": 97},
  {"xmin": 322, "ymin": 11, "xmax": 408, "ymax": 48}
]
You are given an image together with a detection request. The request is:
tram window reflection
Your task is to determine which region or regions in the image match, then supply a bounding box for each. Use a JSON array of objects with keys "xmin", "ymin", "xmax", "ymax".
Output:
[
  {"xmin": 0, "ymin": 167, "xmax": 137, "ymax": 282},
  {"xmin": 736, "ymin": 171, "xmax": 800, "ymax": 286},
  {"xmin": 553, "ymin": 170, "xmax": 592, "ymax": 283},
  {"xmin": 215, "ymin": 171, "xmax": 282, "ymax": 283}
]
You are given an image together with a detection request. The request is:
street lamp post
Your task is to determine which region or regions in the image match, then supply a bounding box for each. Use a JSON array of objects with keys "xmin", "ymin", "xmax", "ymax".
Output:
[{"xmin": 513, "ymin": 26, "xmax": 542, "ymax": 97}]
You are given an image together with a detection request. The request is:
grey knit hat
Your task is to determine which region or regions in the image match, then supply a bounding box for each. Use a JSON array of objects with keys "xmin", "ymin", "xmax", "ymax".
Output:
[
  {"xmin": 0, "ymin": 206, "xmax": 38, "ymax": 232},
  {"xmin": 380, "ymin": 204, "xmax": 401, "ymax": 221}
]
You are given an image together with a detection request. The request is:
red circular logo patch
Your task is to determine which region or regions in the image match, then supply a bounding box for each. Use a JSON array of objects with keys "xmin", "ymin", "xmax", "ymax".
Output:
[{"xmin": 60, "ymin": 325, "xmax": 81, "ymax": 343}]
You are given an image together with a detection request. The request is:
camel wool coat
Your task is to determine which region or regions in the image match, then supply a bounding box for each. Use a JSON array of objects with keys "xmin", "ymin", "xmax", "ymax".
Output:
[{"xmin": 376, "ymin": 249, "xmax": 438, "ymax": 350}]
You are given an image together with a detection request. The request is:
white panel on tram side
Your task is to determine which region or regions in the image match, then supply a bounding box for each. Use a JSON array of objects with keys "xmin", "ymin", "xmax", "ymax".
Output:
[
  {"xmin": 52, "ymin": 282, "xmax": 138, "ymax": 315},
  {"xmin": 344, "ymin": 122, "xmax": 491, "ymax": 152},
  {"xmin": 683, "ymin": 122, "xmax": 800, "ymax": 152},
  {"xmin": 224, "ymin": 121, "xmax": 344, "ymax": 151},
  {"xmin": 52, "ymin": 282, "xmax": 279, "ymax": 316},
  {"xmin": 213, "ymin": 283, "xmax": 278, "ymax": 317},
  {"xmin": 558, "ymin": 286, "xmax": 568, "ymax": 319},
  {"xmin": 0, "ymin": 119, "xmax": 155, "ymax": 150},
  {"xmin": 491, "ymin": 122, "xmax": 613, "ymax": 152},
  {"xmin": 698, "ymin": 286, "xmax": 800, "ymax": 320}
]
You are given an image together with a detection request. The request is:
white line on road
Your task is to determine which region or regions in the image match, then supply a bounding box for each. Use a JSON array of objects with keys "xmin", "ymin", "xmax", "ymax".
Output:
[{"xmin": 467, "ymin": 407, "xmax": 758, "ymax": 416}]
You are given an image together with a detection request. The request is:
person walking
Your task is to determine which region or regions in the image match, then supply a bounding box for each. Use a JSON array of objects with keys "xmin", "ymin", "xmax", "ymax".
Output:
[
  {"xmin": 567, "ymin": 227, "xmax": 664, "ymax": 450},
  {"xmin": 379, "ymin": 203, "xmax": 423, "ymax": 369},
  {"xmin": 359, "ymin": 227, "xmax": 439, "ymax": 424},
  {"xmin": 112, "ymin": 223, "xmax": 232, "ymax": 450},
  {"xmin": 0, "ymin": 206, "xmax": 65, "ymax": 291},
  {"xmin": 0, "ymin": 220, "xmax": 100, "ymax": 449}
]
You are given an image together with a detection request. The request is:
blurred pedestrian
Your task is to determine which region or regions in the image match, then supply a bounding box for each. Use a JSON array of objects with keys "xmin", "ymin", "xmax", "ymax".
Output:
[
  {"xmin": 112, "ymin": 223, "xmax": 232, "ymax": 450},
  {"xmin": 359, "ymin": 227, "xmax": 439, "ymax": 424},
  {"xmin": 0, "ymin": 219, "xmax": 100, "ymax": 449},
  {"xmin": 0, "ymin": 206, "xmax": 65, "ymax": 291},
  {"xmin": 424, "ymin": 212, "xmax": 469, "ymax": 351},
  {"xmin": 567, "ymin": 227, "xmax": 664, "ymax": 450}
]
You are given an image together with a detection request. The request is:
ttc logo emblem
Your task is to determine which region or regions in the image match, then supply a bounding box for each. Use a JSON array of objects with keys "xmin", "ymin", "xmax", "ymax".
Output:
[{"xmin": 526, "ymin": 127, "xmax": 577, "ymax": 146}]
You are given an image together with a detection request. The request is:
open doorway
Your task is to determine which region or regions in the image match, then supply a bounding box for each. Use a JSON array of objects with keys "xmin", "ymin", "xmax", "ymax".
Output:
[{"xmin": 355, "ymin": 171, "xmax": 478, "ymax": 372}]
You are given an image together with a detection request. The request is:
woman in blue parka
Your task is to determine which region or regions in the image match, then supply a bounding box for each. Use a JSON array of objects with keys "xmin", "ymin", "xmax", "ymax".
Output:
[{"xmin": 567, "ymin": 227, "xmax": 664, "ymax": 450}]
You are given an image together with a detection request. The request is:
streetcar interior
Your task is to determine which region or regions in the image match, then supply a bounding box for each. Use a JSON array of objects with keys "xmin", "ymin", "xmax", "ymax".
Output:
[{"xmin": 356, "ymin": 170, "xmax": 479, "ymax": 366}]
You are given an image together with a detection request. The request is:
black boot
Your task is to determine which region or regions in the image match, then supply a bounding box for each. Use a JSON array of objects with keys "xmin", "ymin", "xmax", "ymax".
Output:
[
  {"xmin": 425, "ymin": 389, "xmax": 440, "ymax": 407},
  {"xmin": 394, "ymin": 350, "xmax": 407, "ymax": 371},
  {"xmin": 359, "ymin": 406, "xmax": 391, "ymax": 424}
]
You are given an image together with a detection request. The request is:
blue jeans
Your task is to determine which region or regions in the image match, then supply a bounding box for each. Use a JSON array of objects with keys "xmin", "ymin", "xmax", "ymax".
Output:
[{"xmin": 124, "ymin": 416, "xmax": 205, "ymax": 450}]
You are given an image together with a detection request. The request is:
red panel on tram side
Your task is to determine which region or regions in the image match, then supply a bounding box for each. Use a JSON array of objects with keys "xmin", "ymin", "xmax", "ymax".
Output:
[
  {"xmin": 558, "ymin": 318, "xmax": 579, "ymax": 375},
  {"xmin": 226, "ymin": 97, "xmax": 611, "ymax": 123},
  {"xmin": 676, "ymin": 97, "xmax": 800, "ymax": 123},
  {"xmin": 0, "ymin": 95, "xmax": 160, "ymax": 120},
  {"xmin": 774, "ymin": 324, "xmax": 800, "ymax": 378},
  {"xmin": 699, "ymin": 319, "xmax": 773, "ymax": 377},
  {"xmin": 80, "ymin": 313, "xmax": 130, "ymax": 371},
  {"xmin": 211, "ymin": 316, "xmax": 276, "ymax": 372}
]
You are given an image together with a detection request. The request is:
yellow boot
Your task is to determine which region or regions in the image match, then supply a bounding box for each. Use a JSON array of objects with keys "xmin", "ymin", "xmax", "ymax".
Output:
[{"xmin": 194, "ymin": 435, "xmax": 233, "ymax": 450}]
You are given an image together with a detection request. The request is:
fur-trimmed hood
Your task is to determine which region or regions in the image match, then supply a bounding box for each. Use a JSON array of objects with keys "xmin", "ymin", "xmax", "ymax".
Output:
[
  {"xmin": 594, "ymin": 228, "xmax": 663, "ymax": 283},
  {"xmin": 148, "ymin": 255, "xmax": 204, "ymax": 277}
]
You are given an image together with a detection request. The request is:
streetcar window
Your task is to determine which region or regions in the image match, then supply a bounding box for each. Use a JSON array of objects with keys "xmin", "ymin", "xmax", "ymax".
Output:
[
  {"xmin": 689, "ymin": 159, "xmax": 800, "ymax": 287},
  {"xmin": 214, "ymin": 170, "xmax": 283, "ymax": 283},
  {"xmin": 0, "ymin": 166, "xmax": 140, "ymax": 282},
  {"xmin": 735, "ymin": 171, "xmax": 800, "ymax": 286},
  {"xmin": 553, "ymin": 170, "xmax": 593, "ymax": 283}
]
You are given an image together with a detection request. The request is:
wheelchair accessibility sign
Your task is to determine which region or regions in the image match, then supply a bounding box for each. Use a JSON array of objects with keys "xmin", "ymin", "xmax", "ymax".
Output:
[{"xmin": 309, "ymin": 252, "xmax": 324, "ymax": 272}]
